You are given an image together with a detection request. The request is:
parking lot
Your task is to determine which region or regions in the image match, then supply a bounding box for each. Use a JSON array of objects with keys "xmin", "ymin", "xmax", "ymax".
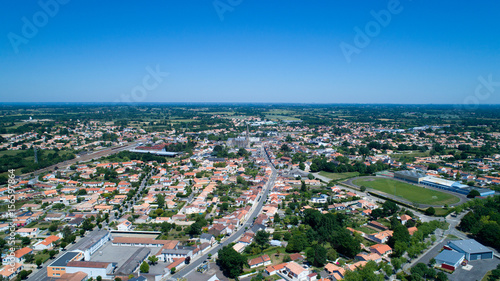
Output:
[
  {"xmin": 410, "ymin": 239, "xmax": 500, "ymax": 281},
  {"xmin": 450, "ymin": 258, "xmax": 499, "ymax": 281}
]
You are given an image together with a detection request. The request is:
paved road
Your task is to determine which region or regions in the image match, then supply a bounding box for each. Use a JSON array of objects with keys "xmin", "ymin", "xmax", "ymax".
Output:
[
  {"xmin": 170, "ymin": 147, "xmax": 277, "ymax": 280},
  {"xmin": 402, "ymin": 212, "xmax": 468, "ymax": 274}
]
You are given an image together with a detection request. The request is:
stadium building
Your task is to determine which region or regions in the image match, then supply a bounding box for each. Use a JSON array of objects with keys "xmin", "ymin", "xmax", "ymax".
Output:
[
  {"xmin": 420, "ymin": 176, "xmax": 495, "ymax": 196},
  {"xmin": 393, "ymin": 170, "xmax": 426, "ymax": 183}
]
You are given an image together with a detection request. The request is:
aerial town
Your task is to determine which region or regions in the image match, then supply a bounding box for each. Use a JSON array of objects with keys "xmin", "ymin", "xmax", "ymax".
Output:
[{"xmin": 0, "ymin": 104, "xmax": 499, "ymax": 281}]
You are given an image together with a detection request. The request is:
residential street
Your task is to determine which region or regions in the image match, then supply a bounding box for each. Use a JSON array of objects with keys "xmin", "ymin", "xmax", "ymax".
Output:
[{"xmin": 169, "ymin": 147, "xmax": 277, "ymax": 280}]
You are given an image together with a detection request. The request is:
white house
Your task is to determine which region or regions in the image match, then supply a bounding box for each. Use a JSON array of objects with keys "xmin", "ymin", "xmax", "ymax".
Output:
[
  {"xmin": 117, "ymin": 220, "xmax": 133, "ymax": 231},
  {"xmin": 15, "ymin": 228, "xmax": 39, "ymax": 238}
]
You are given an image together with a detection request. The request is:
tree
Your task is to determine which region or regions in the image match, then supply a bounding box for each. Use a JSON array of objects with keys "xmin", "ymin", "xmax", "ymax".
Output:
[
  {"xmin": 148, "ymin": 255, "xmax": 158, "ymax": 265},
  {"xmin": 467, "ymin": 189, "xmax": 480, "ymax": 198},
  {"xmin": 306, "ymin": 244, "xmax": 327, "ymax": 267},
  {"xmin": 48, "ymin": 224, "xmax": 58, "ymax": 232},
  {"xmin": 49, "ymin": 250, "xmax": 58, "ymax": 259},
  {"xmin": 62, "ymin": 226, "xmax": 72, "ymax": 240},
  {"xmin": 272, "ymin": 232, "xmax": 282, "ymax": 241},
  {"xmin": 23, "ymin": 254, "xmax": 34, "ymax": 263},
  {"xmin": 187, "ymin": 222, "xmax": 202, "ymax": 236},
  {"xmin": 283, "ymin": 232, "xmax": 291, "ymax": 241},
  {"xmin": 216, "ymin": 246, "xmax": 247, "ymax": 278},
  {"xmin": 157, "ymin": 194, "xmax": 165, "ymax": 209},
  {"xmin": 36, "ymin": 258, "xmax": 43, "ymax": 268},
  {"xmin": 425, "ymin": 207, "xmax": 436, "ymax": 216},
  {"xmin": 343, "ymin": 261, "xmax": 383, "ymax": 281},
  {"xmin": 301, "ymin": 181, "xmax": 307, "ymax": 192},
  {"xmin": 21, "ymin": 237, "xmax": 31, "ymax": 246},
  {"xmin": 327, "ymin": 248, "xmax": 338, "ymax": 261},
  {"xmin": 299, "ymin": 162, "xmax": 305, "ymax": 170},
  {"xmin": 330, "ymin": 229, "xmax": 361, "ymax": 258},
  {"xmin": 274, "ymin": 213, "xmax": 281, "ymax": 224},
  {"xmin": 254, "ymin": 230, "xmax": 270, "ymax": 248},
  {"xmin": 286, "ymin": 233, "xmax": 307, "ymax": 253},
  {"xmin": 391, "ymin": 257, "xmax": 404, "ymax": 272},
  {"xmin": 17, "ymin": 270, "xmax": 31, "ymax": 280},
  {"xmin": 487, "ymin": 264, "xmax": 500, "ymax": 281},
  {"xmin": 382, "ymin": 201, "xmax": 399, "ymax": 215},
  {"xmin": 476, "ymin": 223, "xmax": 500, "ymax": 249},
  {"xmin": 436, "ymin": 271, "xmax": 448, "ymax": 281},
  {"xmin": 140, "ymin": 261, "xmax": 149, "ymax": 273},
  {"xmin": 360, "ymin": 186, "xmax": 366, "ymax": 192},
  {"xmin": 96, "ymin": 276, "xmax": 102, "ymax": 281},
  {"xmin": 280, "ymin": 144, "xmax": 291, "ymax": 152},
  {"xmin": 389, "ymin": 224, "xmax": 411, "ymax": 248},
  {"xmin": 170, "ymin": 267, "xmax": 176, "ymax": 274}
]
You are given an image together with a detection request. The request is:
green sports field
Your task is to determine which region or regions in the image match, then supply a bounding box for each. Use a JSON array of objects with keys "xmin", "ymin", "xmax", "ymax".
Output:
[{"xmin": 352, "ymin": 177, "xmax": 460, "ymax": 206}]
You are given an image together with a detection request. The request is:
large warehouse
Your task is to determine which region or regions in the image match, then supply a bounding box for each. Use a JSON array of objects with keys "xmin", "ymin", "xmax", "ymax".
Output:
[{"xmin": 447, "ymin": 239, "xmax": 494, "ymax": 261}]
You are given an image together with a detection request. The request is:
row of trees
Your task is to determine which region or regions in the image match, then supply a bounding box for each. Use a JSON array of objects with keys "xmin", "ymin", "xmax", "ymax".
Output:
[
  {"xmin": 309, "ymin": 157, "xmax": 389, "ymax": 174},
  {"xmin": 459, "ymin": 195, "xmax": 500, "ymax": 250}
]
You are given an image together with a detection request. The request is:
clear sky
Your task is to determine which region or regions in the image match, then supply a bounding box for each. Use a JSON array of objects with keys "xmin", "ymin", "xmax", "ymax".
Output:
[{"xmin": 1, "ymin": 0, "xmax": 499, "ymax": 104}]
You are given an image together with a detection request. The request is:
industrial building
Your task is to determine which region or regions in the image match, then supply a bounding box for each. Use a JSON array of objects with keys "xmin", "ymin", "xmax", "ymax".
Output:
[
  {"xmin": 434, "ymin": 250, "xmax": 465, "ymax": 271},
  {"xmin": 447, "ymin": 239, "xmax": 494, "ymax": 261}
]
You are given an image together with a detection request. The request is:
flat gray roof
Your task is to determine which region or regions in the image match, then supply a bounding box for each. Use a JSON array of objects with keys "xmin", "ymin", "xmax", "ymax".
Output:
[
  {"xmin": 77, "ymin": 230, "xmax": 110, "ymax": 251},
  {"xmin": 50, "ymin": 251, "xmax": 81, "ymax": 267},
  {"xmin": 435, "ymin": 250, "xmax": 464, "ymax": 265},
  {"xmin": 449, "ymin": 239, "xmax": 492, "ymax": 254},
  {"xmin": 114, "ymin": 247, "xmax": 151, "ymax": 275}
]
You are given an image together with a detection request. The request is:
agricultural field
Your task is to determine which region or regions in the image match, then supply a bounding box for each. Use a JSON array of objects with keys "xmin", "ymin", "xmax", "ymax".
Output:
[{"xmin": 352, "ymin": 177, "xmax": 460, "ymax": 206}]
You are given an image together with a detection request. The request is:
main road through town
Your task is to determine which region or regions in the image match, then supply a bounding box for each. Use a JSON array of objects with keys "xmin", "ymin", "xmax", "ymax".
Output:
[{"xmin": 170, "ymin": 147, "xmax": 277, "ymax": 280}]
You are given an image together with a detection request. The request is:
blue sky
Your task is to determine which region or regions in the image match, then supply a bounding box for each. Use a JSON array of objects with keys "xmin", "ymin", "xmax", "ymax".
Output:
[{"xmin": 1, "ymin": 0, "xmax": 499, "ymax": 104}]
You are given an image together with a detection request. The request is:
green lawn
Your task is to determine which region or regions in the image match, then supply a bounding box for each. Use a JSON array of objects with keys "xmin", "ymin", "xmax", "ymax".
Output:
[
  {"xmin": 352, "ymin": 178, "xmax": 460, "ymax": 206},
  {"xmin": 355, "ymin": 226, "xmax": 378, "ymax": 235},
  {"xmin": 319, "ymin": 171, "xmax": 360, "ymax": 181}
]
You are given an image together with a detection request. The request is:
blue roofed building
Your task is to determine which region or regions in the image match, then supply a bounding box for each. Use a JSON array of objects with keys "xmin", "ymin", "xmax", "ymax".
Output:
[
  {"xmin": 447, "ymin": 239, "xmax": 493, "ymax": 261},
  {"xmin": 434, "ymin": 250, "xmax": 465, "ymax": 270}
]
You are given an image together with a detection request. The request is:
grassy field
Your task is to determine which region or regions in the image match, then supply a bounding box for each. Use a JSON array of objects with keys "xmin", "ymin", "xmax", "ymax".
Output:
[
  {"xmin": 355, "ymin": 226, "xmax": 378, "ymax": 235},
  {"xmin": 389, "ymin": 151, "xmax": 430, "ymax": 159},
  {"xmin": 264, "ymin": 115, "xmax": 301, "ymax": 121},
  {"xmin": 353, "ymin": 178, "xmax": 460, "ymax": 206},
  {"xmin": 319, "ymin": 171, "xmax": 360, "ymax": 181}
]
